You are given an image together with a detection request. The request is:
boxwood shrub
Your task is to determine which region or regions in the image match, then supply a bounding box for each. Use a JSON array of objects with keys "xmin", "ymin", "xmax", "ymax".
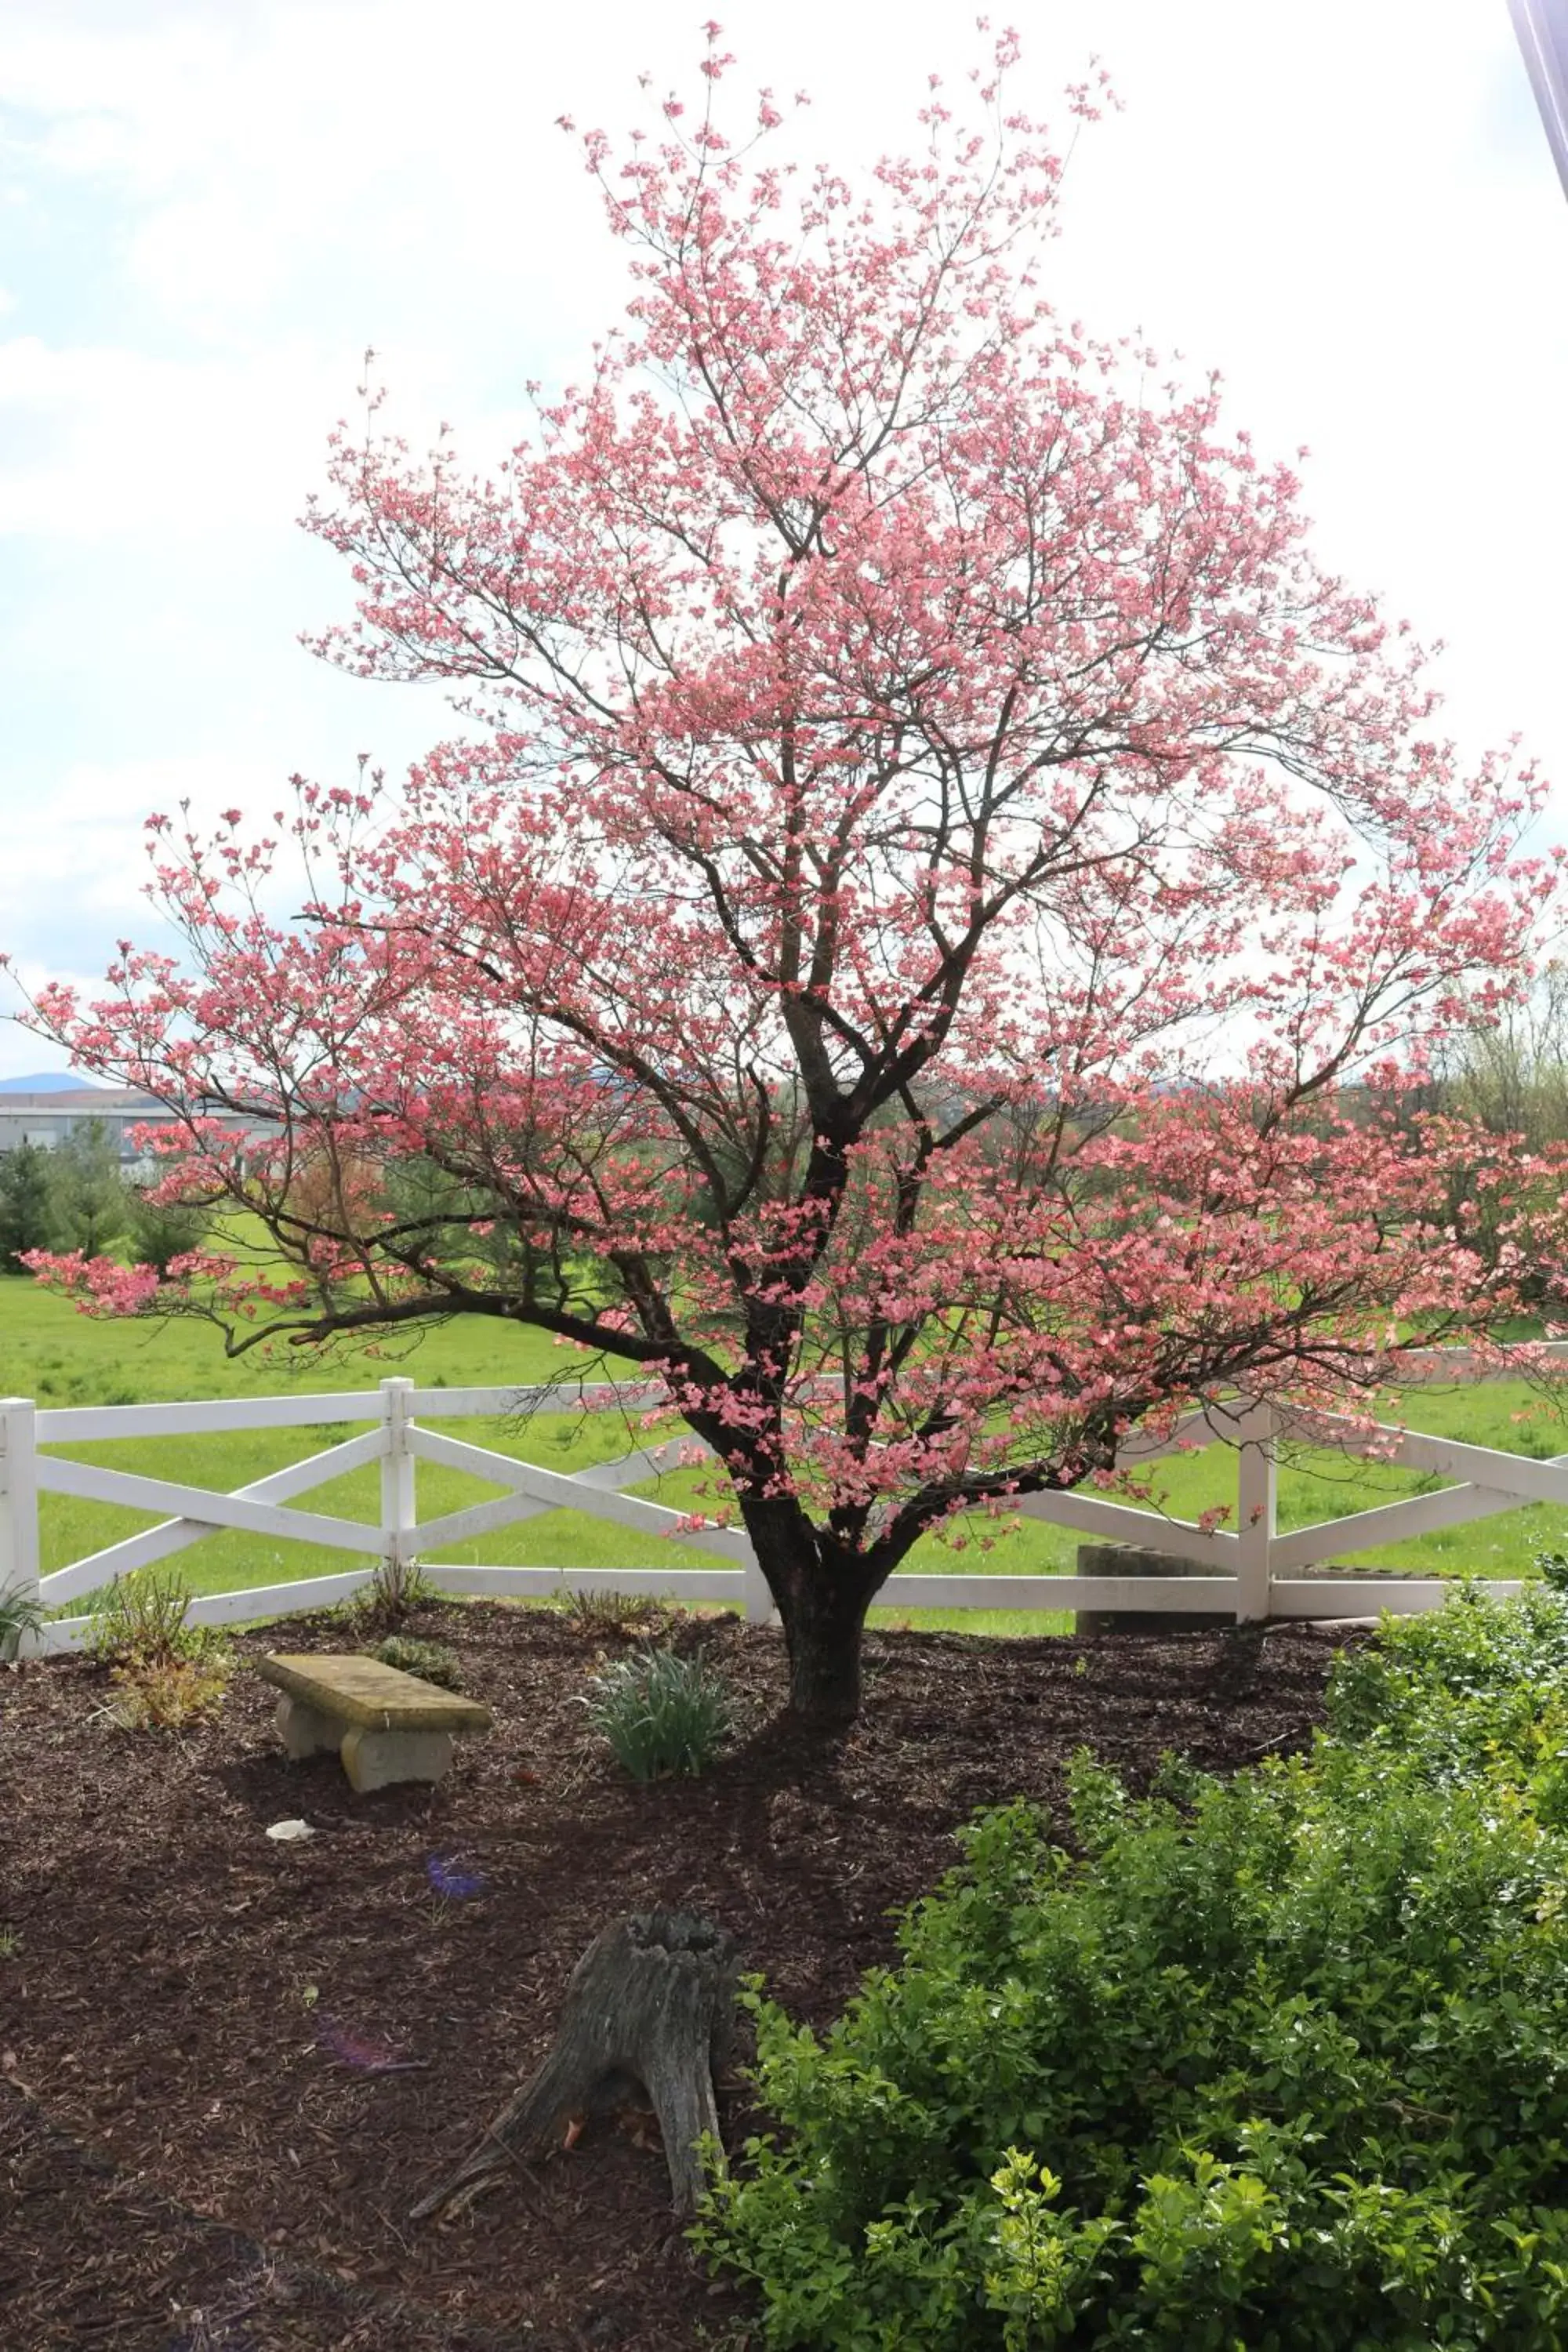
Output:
[{"xmin": 695, "ymin": 1589, "xmax": 1568, "ymax": 2350}]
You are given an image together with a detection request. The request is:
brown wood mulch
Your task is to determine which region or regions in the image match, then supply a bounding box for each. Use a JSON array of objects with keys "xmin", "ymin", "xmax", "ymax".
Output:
[{"xmin": 0, "ymin": 1602, "xmax": 1363, "ymax": 2350}]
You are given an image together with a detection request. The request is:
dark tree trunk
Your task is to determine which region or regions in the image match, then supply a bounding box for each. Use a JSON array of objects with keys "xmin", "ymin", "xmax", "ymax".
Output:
[
  {"xmin": 778, "ymin": 1568, "xmax": 876, "ymax": 1722},
  {"xmin": 410, "ymin": 1911, "xmax": 738, "ymax": 2220},
  {"xmin": 740, "ymin": 1509, "xmax": 877, "ymax": 1724},
  {"xmin": 727, "ymin": 1487, "xmax": 894, "ymax": 1725}
]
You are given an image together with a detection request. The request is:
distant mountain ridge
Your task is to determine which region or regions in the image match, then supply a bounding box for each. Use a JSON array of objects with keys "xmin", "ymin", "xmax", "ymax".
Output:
[{"xmin": 0, "ymin": 1072, "xmax": 109, "ymax": 1094}]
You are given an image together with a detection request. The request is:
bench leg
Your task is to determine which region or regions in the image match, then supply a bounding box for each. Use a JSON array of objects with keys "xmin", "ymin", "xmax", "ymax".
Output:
[
  {"xmin": 275, "ymin": 1693, "xmax": 341, "ymax": 1759},
  {"xmin": 339, "ymin": 1726, "xmax": 456, "ymax": 1792}
]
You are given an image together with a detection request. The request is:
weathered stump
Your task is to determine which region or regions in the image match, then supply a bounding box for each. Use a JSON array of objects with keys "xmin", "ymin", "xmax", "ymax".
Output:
[{"xmin": 411, "ymin": 1911, "xmax": 739, "ymax": 2220}]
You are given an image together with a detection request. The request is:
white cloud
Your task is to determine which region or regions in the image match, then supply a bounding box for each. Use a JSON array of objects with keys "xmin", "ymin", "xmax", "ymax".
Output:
[
  {"xmin": 0, "ymin": 753, "xmax": 279, "ymax": 927},
  {"xmin": 0, "ymin": 336, "xmax": 352, "ymax": 536}
]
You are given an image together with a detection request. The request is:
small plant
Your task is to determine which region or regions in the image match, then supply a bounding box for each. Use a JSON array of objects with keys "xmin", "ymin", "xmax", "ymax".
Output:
[
  {"xmin": 337, "ymin": 1559, "xmax": 437, "ymax": 1635},
  {"xmin": 562, "ymin": 1584, "xmax": 666, "ymax": 1640},
  {"xmin": 582, "ymin": 1646, "xmax": 731, "ymax": 1781},
  {"xmin": 0, "ymin": 1580, "xmax": 44, "ymax": 1663},
  {"xmin": 84, "ymin": 1565, "xmax": 221, "ymax": 1671},
  {"xmin": 105, "ymin": 1652, "xmax": 230, "ymax": 1730},
  {"xmin": 372, "ymin": 1634, "xmax": 463, "ymax": 1688},
  {"xmin": 0, "ymin": 1926, "xmax": 21, "ymax": 1959}
]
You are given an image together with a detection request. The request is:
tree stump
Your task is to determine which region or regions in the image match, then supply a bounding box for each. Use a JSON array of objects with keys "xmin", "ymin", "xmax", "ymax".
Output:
[{"xmin": 411, "ymin": 1911, "xmax": 739, "ymax": 2220}]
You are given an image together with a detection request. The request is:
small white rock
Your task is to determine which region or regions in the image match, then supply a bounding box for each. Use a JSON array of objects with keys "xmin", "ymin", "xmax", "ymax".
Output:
[{"xmin": 266, "ymin": 1818, "xmax": 316, "ymax": 1842}]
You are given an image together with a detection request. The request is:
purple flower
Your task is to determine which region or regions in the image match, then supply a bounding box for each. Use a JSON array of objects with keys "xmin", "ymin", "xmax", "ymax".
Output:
[
  {"xmin": 319, "ymin": 2020, "xmax": 423, "ymax": 2074},
  {"xmin": 426, "ymin": 1853, "xmax": 487, "ymax": 1900}
]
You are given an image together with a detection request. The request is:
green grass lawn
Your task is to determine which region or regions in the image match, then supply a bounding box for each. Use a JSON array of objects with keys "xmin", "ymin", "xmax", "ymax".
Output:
[{"xmin": 7, "ymin": 1275, "xmax": 1566, "ymax": 1639}]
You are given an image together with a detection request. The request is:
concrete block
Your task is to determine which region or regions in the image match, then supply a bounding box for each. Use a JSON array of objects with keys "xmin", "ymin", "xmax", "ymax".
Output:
[
  {"xmin": 1074, "ymin": 1541, "xmax": 1236, "ymax": 1635},
  {"xmin": 339, "ymin": 1724, "xmax": 455, "ymax": 1792},
  {"xmin": 275, "ymin": 1692, "xmax": 341, "ymax": 1759}
]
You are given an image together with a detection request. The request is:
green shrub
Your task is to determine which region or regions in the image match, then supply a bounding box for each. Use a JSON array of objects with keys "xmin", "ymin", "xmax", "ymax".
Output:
[
  {"xmin": 696, "ymin": 1588, "xmax": 1568, "ymax": 2350},
  {"xmin": 0, "ymin": 1580, "xmax": 44, "ymax": 1662},
  {"xmin": 84, "ymin": 1565, "xmax": 223, "ymax": 1671},
  {"xmin": 371, "ymin": 1633, "xmax": 463, "ymax": 1689},
  {"xmin": 582, "ymin": 1646, "xmax": 731, "ymax": 1781}
]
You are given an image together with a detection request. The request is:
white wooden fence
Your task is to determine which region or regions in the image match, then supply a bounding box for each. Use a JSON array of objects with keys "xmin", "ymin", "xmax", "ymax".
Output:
[{"xmin": 2, "ymin": 1352, "xmax": 1564, "ymax": 1656}]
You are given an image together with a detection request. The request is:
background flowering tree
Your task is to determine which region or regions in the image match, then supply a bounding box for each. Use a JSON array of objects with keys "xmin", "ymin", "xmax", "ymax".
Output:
[{"xmin": 19, "ymin": 33, "xmax": 1566, "ymax": 1719}]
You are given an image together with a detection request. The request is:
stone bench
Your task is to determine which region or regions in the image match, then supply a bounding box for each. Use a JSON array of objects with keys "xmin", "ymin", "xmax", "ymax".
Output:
[
  {"xmin": 258, "ymin": 1653, "xmax": 492, "ymax": 1791},
  {"xmin": 1073, "ymin": 1542, "xmax": 1236, "ymax": 1635}
]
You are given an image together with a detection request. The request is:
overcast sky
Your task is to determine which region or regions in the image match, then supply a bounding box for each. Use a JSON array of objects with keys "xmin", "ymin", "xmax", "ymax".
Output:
[{"xmin": 1, "ymin": 0, "xmax": 1563, "ymax": 1080}]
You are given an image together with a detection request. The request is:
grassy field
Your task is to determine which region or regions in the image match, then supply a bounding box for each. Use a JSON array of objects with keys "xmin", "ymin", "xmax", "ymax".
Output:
[{"xmin": 6, "ymin": 1275, "xmax": 1567, "ymax": 1638}]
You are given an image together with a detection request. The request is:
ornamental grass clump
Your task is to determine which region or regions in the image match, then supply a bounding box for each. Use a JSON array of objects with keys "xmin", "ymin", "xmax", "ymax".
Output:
[
  {"xmin": 695, "ymin": 1587, "xmax": 1568, "ymax": 2350},
  {"xmin": 0, "ymin": 1581, "xmax": 44, "ymax": 1663},
  {"xmin": 85, "ymin": 1566, "xmax": 233, "ymax": 1732},
  {"xmin": 562, "ymin": 1586, "xmax": 667, "ymax": 1641},
  {"xmin": 337, "ymin": 1559, "xmax": 437, "ymax": 1635},
  {"xmin": 84, "ymin": 1564, "xmax": 216, "ymax": 1670},
  {"xmin": 583, "ymin": 1646, "xmax": 731, "ymax": 1783}
]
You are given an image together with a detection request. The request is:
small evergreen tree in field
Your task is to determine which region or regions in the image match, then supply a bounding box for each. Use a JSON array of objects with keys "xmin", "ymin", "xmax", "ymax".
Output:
[
  {"xmin": 48, "ymin": 1124, "xmax": 128, "ymax": 1258},
  {"xmin": 0, "ymin": 1142, "xmax": 55, "ymax": 1272},
  {"xmin": 124, "ymin": 1187, "xmax": 210, "ymax": 1274}
]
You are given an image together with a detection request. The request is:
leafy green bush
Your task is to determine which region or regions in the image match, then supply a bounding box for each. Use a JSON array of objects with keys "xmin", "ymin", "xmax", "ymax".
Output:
[
  {"xmin": 583, "ymin": 1646, "xmax": 731, "ymax": 1781},
  {"xmin": 371, "ymin": 1633, "xmax": 463, "ymax": 1689},
  {"xmin": 696, "ymin": 1588, "xmax": 1568, "ymax": 2350}
]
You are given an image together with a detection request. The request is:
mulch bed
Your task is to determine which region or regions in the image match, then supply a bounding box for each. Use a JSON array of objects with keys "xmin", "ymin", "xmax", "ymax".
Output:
[{"xmin": 1, "ymin": 1602, "xmax": 1365, "ymax": 2350}]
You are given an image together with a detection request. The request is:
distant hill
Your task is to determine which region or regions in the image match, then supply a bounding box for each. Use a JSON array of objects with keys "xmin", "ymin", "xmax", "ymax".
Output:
[{"xmin": 0, "ymin": 1072, "xmax": 109, "ymax": 1094}]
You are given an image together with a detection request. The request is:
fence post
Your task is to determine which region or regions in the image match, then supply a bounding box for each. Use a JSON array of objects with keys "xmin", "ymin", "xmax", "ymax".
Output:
[
  {"xmin": 740, "ymin": 1541, "xmax": 775, "ymax": 1628},
  {"xmin": 379, "ymin": 1377, "xmax": 417, "ymax": 1592},
  {"xmin": 0, "ymin": 1398, "xmax": 42, "ymax": 1657},
  {"xmin": 1235, "ymin": 1396, "xmax": 1278, "ymax": 1622}
]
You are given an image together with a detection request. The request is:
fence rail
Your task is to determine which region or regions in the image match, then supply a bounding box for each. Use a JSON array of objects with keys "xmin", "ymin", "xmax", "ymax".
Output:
[{"xmin": 4, "ymin": 1352, "xmax": 1566, "ymax": 1656}]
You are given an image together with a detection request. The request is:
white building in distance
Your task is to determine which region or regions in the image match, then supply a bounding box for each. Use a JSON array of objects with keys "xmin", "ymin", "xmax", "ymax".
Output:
[{"xmin": 0, "ymin": 1087, "xmax": 274, "ymax": 1178}]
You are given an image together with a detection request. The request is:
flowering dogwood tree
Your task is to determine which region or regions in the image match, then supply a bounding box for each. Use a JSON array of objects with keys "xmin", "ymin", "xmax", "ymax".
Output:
[{"xmin": 18, "ymin": 33, "xmax": 1565, "ymax": 1719}]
